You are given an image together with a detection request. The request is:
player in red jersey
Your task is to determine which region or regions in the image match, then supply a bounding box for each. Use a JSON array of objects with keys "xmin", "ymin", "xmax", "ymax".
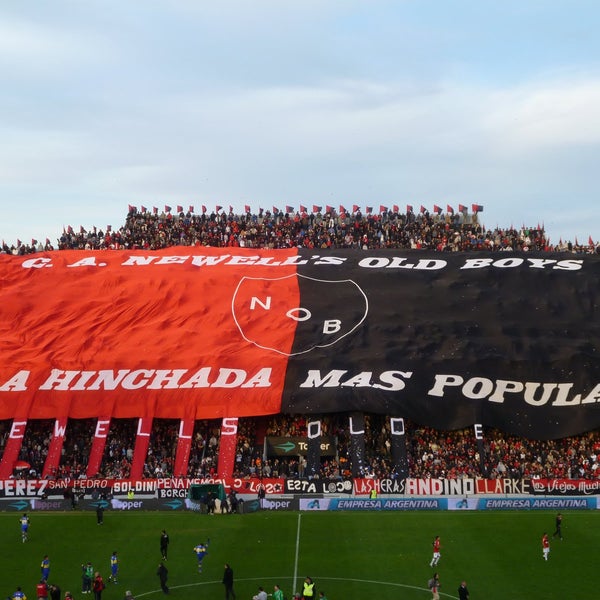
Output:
[
  {"xmin": 542, "ymin": 532, "xmax": 550, "ymax": 561},
  {"xmin": 430, "ymin": 535, "xmax": 441, "ymax": 567}
]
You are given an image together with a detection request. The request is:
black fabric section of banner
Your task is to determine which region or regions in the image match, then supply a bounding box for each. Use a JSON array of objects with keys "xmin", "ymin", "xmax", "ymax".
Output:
[{"xmin": 280, "ymin": 250, "xmax": 600, "ymax": 439}]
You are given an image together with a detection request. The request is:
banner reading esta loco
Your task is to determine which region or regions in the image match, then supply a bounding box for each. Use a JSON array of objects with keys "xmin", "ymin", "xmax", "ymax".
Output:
[{"xmin": 1, "ymin": 249, "xmax": 599, "ymax": 438}]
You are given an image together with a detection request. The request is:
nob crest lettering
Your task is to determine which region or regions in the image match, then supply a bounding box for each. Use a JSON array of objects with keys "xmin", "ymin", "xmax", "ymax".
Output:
[{"xmin": 232, "ymin": 274, "xmax": 368, "ymax": 356}]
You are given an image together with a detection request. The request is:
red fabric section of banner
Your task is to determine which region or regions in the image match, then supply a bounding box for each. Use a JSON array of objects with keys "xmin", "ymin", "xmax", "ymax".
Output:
[
  {"xmin": 0, "ymin": 249, "xmax": 299, "ymax": 420},
  {"xmin": 87, "ymin": 418, "xmax": 111, "ymax": 477},
  {"xmin": 131, "ymin": 417, "xmax": 152, "ymax": 479},
  {"xmin": 0, "ymin": 422, "xmax": 26, "ymax": 479},
  {"xmin": 173, "ymin": 419, "xmax": 195, "ymax": 477},
  {"xmin": 217, "ymin": 418, "xmax": 238, "ymax": 478},
  {"xmin": 42, "ymin": 417, "xmax": 68, "ymax": 478}
]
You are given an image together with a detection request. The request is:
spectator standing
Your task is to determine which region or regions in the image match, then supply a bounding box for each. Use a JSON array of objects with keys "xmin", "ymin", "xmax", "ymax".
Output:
[
  {"xmin": 429, "ymin": 536, "xmax": 441, "ymax": 567},
  {"xmin": 272, "ymin": 585, "xmax": 284, "ymax": 600},
  {"xmin": 108, "ymin": 552, "xmax": 118, "ymax": 584},
  {"xmin": 12, "ymin": 588, "xmax": 26, "ymax": 600},
  {"xmin": 20, "ymin": 513, "xmax": 29, "ymax": 542},
  {"xmin": 193, "ymin": 542, "xmax": 209, "ymax": 573},
  {"xmin": 257, "ymin": 484, "xmax": 266, "ymax": 508},
  {"xmin": 36, "ymin": 580, "xmax": 48, "ymax": 600},
  {"xmin": 252, "ymin": 587, "xmax": 267, "ymax": 600},
  {"xmin": 92, "ymin": 572, "xmax": 105, "ymax": 600},
  {"xmin": 542, "ymin": 533, "xmax": 550, "ymax": 561},
  {"xmin": 41, "ymin": 555, "xmax": 50, "ymax": 581},
  {"xmin": 458, "ymin": 580, "xmax": 469, "ymax": 600},
  {"xmin": 222, "ymin": 563, "xmax": 235, "ymax": 600},
  {"xmin": 552, "ymin": 513, "xmax": 563, "ymax": 540},
  {"xmin": 160, "ymin": 530, "xmax": 170, "ymax": 560},
  {"xmin": 82, "ymin": 562, "xmax": 93, "ymax": 594},
  {"xmin": 302, "ymin": 577, "xmax": 315, "ymax": 599},
  {"xmin": 49, "ymin": 585, "xmax": 61, "ymax": 600},
  {"xmin": 428, "ymin": 573, "xmax": 440, "ymax": 600},
  {"xmin": 157, "ymin": 561, "xmax": 169, "ymax": 595},
  {"xmin": 228, "ymin": 490, "xmax": 239, "ymax": 513}
]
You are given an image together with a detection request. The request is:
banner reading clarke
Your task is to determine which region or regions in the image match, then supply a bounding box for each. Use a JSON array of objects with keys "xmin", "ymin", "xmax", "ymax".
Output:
[{"xmin": 1, "ymin": 249, "xmax": 599, "ymax": 439}]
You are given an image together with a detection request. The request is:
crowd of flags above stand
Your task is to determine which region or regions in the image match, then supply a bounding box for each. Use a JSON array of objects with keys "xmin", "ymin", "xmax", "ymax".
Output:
[
  {"xmin": 127, "ymin": 202, "xmax": 485, "ymax": 216},
  {"xmin": 6, "ymin": 202, "xmax": 599, "ymax": 249}
]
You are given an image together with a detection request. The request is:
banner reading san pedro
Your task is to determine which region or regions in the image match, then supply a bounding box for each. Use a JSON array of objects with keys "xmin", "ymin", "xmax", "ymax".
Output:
[{"xmin": 1, "ymin": 248, "xmax": 599, "ymax": 439}]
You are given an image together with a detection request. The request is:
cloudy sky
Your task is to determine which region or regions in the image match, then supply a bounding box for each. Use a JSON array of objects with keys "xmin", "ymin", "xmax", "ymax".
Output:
[{"xmin": 2, "ymin": 1, "xmax": 599, "ymax": 247}]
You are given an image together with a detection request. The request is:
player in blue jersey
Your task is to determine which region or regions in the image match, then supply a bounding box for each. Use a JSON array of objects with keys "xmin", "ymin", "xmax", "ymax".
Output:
[
  {"xmin": 41, "ymin": 554, "xmax": 50, "ymax": 581},
  {"xmin": 193, "ymin": 540, "xmax": 209, "ymax": 573},
  {"xmin": 20, "ymin": 513, "xmax": 29, "ymax": 542},
  {"xmin": 108, "ymin": 551, "xmax": 118, "ymax": 584},
  {"xmin": 12, "ymin": 587, "xmax": 26, "ymax": 600}
]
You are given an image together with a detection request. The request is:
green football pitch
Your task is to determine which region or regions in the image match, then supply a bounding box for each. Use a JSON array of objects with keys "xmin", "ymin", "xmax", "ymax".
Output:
[{"xmin": 1, "ymin": 509, "xmax": 593, "ymax": 599}]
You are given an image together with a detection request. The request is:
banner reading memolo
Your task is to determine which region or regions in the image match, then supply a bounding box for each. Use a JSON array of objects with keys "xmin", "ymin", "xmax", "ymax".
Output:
[{"xmin": 1, "ymin": 248, "xmax": 600, "ymax": 439}]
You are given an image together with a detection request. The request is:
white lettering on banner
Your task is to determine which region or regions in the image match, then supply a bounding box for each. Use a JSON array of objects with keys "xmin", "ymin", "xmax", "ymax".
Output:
[
  {"xmin": 578, "ymin": 480, "xmax": 600, "ymax": 494},
  {"xmin": 221, "ymin": 418, "xmax": 238, "ymax": 435},
  {"xmin": 67, "ymin": 257, "xmax": 103, "ymax": 268},
  {"xmin": 53, "ymin": 420, "xmax": 67, "ymax": 437},
  {"xmin": 390, "ymin": 417, "xmax": 405, "ymax": 435},
  {"xmin": 428, "ymin": 374, "xmax": 600, "ymax": 406},
  {"xmin": 358, "ymin": 257, "xmax": 447, "ymax": 270},
  {"xmin": 21, "ymin": 257, "xmax": 53, "ymax": 269},
  {"xmin": 0, "ymin": 370, "xmax": 30, "ymax": 391},
  {"xmin": 262, "ymin": 499, "xmax": 293, "ymax": 510},
  {"xmin": 349, "ymin": 416, "xmax": 364, "ymax": 435},
  {"xmin": 299, "ymin": 369, "xmax": 412, "ymax": 391},
  {"xmin": 286, "ymin": 308, "xmax": 311, "ymax": 322},
  {"xmin": 178, "ymin": 421, "xmax": 192, "ymax": 439},
  {"xmin": 36, "ymin": 367, "xmax": 273, "ymax": 391},
  {"xmin": 231, "ymin": 478, "xmax": 283, "ymax": 493},
  {"xmin": 111, "ymin": 498, "xmax": 143, "ymax": 510},
  {"xmin": 94, "ymin": 420, "xmax": 110, "ymax": 438},
  {"xmin": 296, "ymin": 441, "xmax": 331, "ymax": 451},
  {"xmin": 250, "ymin": 296, "xmax": 271, "ymax": 310},
  {"xmin": 403, "ymin": 478, "xmax": 530, "ymax": 496},
  {"xmin": 9, "ymin": 421, "xmax": 27, "ymax": 439},
  {"xmin": 137, "ymin": 419, "xmax": 151, "ymax": 437},
  {"xmin": 18, "ymin": 254, "xmax": 587, "ymax": 271},
  {"xmin": 307, "ymin": 420, "xmax": 321, "ymax": 439},
  {"xmin": 460, "ymin": 258, "xmax": 582, "ymax": 271},
  {"xmin": 0, "ymin": 479, "xmax": 47, "ymax": 496},
  {"xmin": 323, "ymin": 319, "xmax": 341, "ymax": 334}
]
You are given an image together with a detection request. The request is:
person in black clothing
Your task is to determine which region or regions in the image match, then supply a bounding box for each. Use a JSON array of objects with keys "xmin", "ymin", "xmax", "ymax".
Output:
[
  {"xmin": 157, "ymin": 561, "xmax": 169, "ymax": 594},
  {"xmin": 160, "ymin": 530, "xmax": 170, "ymax": 560},
  {"xmin": 207, "ymin": 492, "xmax": 216, "ymax": 515},
  {"xmin": 458, "ymin": 581, "xmax": 469, "ymax": 600},
  {"xmin": 222, "ymin": 563, "xmax": 236, "ymax": 600},
  {"xmin": 49, "ymin": 584, "xmax": 61, "ymax": 600},
  {"xmin": 228, "ymin": 491, "xmax": 239, "ymax": 514},
  {"xmin": 257, "ymin": 484, "xmax": 266, "ymax": 509},
  {"xmin": 552, "ymin": 513, "xmax": 563, "ymax": 540},
  {"xmin": 96, "ymin": 504, "xmax": 104, "ymax": 525}
]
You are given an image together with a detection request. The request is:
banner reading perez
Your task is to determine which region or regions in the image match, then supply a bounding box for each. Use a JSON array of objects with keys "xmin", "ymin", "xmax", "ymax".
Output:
[{"xmin": 1, "ymin": 249, "xmax": 599, "ymax": 439}]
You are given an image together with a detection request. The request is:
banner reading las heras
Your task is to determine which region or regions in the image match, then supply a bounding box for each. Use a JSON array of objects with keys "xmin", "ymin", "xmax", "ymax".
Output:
[{"xmin": 1, "ymin": 248, "xmax": 600, "ymax": 439}]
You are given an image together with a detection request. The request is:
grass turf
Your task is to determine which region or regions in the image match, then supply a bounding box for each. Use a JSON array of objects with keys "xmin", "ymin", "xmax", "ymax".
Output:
[{"xmin": 0, "ymin": 509, "xmax": 593, "ymax": 599}]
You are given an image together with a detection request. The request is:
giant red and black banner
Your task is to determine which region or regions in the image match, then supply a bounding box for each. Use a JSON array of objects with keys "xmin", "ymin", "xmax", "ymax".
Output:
[{"xmin": 1, "ymin": 249, "xmax": 599, "ymax": 439}]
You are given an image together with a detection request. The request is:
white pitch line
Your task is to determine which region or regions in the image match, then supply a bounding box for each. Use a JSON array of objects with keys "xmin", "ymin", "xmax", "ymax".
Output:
[{"xmin": 293, "ymin": 512, "xmax": 302, "ymax": 593}]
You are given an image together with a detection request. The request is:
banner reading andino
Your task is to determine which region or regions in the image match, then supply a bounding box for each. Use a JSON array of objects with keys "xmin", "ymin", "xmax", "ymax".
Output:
[{"xmin": 1, "ymin": 248, "xmax": 600, "ymax": 439}]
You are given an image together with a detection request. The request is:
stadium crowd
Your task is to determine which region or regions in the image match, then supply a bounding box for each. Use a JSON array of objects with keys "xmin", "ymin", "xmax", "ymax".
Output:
[
  {"xmin": 2, "ymin": 205, "xmax": 599, "ymax": 483},
  {"xmin": 7, "ymin": 414, "xmax": 600, "ymax": 482},
  {"xmin": 2, "ymin": 205, "xmax": 599, "ymax": 255}
]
